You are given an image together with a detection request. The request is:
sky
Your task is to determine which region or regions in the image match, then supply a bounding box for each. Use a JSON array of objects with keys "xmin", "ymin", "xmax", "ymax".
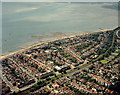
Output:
[
  {"xmin": 1, "ymin": 0, "xmax": 120, "ymax": 2},
  {"xmin": 2, "ymin": 2, "xmax": 118, "ymax": 24}
]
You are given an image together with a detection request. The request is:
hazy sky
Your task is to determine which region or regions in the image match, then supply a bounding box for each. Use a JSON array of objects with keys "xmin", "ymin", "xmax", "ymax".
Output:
[
  {"xmin": 1, "ymin": 0, "xmax": 120, "ymax": 2},
  {"xmin": 3, "ymin": 2, "xmax": 118, "ymax": 23}
]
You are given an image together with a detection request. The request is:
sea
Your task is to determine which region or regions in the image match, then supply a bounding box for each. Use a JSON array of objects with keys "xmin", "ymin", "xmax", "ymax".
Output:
[{"xmin": 2, "ymin": 2, "xmax": 118, "ymax": 55}]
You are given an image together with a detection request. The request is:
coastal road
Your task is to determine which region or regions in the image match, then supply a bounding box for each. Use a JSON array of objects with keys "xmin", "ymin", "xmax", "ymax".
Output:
[
  {"xmin": 0, "ymin": 28, "xmax": 115, "ymax": 60},
  {"xmin": 116, "ymin": 30, "xmax": 120, "ymax": 38}
]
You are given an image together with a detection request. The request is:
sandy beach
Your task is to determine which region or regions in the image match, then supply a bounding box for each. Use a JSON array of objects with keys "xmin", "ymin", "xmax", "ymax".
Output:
[{"xmin": 0, "ymin": 28, "xmax": 115, "ymax": 60}]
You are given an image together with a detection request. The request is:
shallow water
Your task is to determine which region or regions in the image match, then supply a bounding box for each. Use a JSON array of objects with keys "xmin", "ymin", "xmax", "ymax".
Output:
[{"xmin": 2, "ymin": 2, "xmax": 118, "ymax": 55}]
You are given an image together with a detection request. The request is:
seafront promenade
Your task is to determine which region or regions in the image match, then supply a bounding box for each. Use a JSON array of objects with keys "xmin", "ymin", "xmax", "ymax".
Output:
[{"xmin": 0, "ymin": 28, "xmax": 115, "ymax": 60}]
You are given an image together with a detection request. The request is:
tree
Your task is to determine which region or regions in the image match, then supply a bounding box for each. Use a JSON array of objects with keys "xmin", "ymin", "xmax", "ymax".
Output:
[
  {"xmin": 19, "ymin": 55, "xmax": 23, "ymax": 60},
  {"xmin": 49, "ymin": 84, "xmax": 52, "ymax": 88}
]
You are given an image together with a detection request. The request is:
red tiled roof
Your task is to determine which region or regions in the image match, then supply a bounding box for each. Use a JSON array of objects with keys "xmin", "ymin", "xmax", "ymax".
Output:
[{"xmin": 2, "ymin": 87, "xmax": 10, "ymax": 91}]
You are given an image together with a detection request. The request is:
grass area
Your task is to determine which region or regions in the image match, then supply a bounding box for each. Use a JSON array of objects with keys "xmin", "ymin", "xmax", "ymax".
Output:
[
  {"xmin": 115, "ymin": 49, "xmax": 120, "ymax": 53},
  {"xmin": 90, "ymin": 55, "xmax": 94, "ymax": 58},
  {"xmin": 111, "ymin": 54, "xmax": 118, "ymax": 57},
  {"xmin": 100, "ymin": 60, "xmax": 109, "ymax": 64}
]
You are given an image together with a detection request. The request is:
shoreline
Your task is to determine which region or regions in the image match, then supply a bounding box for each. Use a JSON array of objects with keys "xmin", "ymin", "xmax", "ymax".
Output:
[{"xmin": 0, "ymin": 27, "xmax": 115, "ymax": 60}]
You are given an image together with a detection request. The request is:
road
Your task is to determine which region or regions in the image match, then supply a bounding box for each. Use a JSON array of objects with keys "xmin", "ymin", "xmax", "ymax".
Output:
[
  {"xmin": 46, "ymin": 29, "xmax": 116, "ymax": 85},
  {"xmin": 116, "ymin": 30, "xmax": 120, "ymax": 38},
  {"xmin": 8, "ymin": 58, "xmax": 38, "ymax": 92},
  {"xmin": 40, "ymin": 29, "xmax": 117, "ymax": 93},
  {"xmin": 4, "ymin": 28, "xmax": 118, "ymax": 94},
  {"xmin": 0, "ymin": 28, "xmax": 115, "ymax": 60},
  {"xmin": 2, "ymin": 75, "xmax": 19, "ymax": 92}
]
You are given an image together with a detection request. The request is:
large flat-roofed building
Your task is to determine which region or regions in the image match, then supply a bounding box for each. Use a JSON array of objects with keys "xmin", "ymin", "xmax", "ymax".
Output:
[{"xmin": 55, "ymin": 66, "xmax": 61, "ymax": 71}]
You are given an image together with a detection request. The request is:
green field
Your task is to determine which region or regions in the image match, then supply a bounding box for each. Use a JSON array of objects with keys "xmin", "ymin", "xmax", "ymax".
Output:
[
  {"xmin": 115, "ymin": 49, "xmax": 120, "ymax": 53},
  {"xmin": 100, "ymin": 60, "xmax": 109, "ymax": 64}
]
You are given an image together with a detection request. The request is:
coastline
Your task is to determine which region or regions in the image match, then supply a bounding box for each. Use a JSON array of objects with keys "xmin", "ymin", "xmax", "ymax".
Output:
[{"xmin": 0, "ymin": 28, "xmax": 115, "ymax": 60}]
